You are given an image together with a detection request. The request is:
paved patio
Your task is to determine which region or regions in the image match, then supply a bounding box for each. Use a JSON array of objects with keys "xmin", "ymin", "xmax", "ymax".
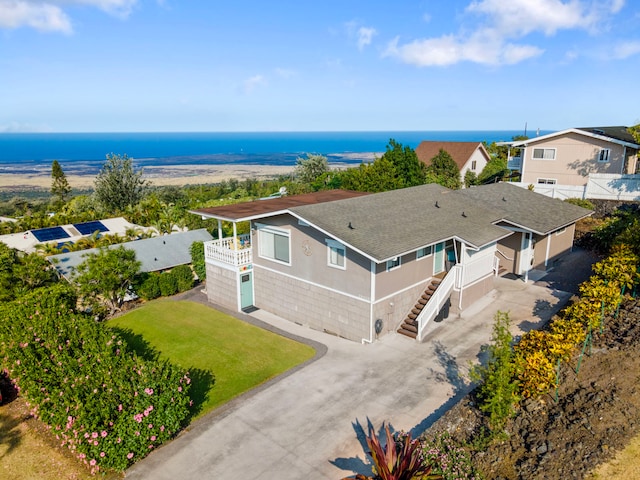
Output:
[{"xmin": 126, "ymin": 261, "xmax": 588, "ymax": 480}]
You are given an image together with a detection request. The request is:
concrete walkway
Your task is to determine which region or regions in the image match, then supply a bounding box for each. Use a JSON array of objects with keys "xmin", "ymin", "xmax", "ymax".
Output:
[{"xmin": 126, "ymin": 276, "xmax": 574, "ymax": 480}]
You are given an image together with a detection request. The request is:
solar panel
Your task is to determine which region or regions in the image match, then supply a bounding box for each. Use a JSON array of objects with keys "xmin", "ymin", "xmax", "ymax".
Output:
[
  {"xmin": 31, "ymin": 226, "xmax": 70, "ymax": 242},
  {"xmin": 74, "ymin": 221, "xmax": 109, "ymax": 235}
]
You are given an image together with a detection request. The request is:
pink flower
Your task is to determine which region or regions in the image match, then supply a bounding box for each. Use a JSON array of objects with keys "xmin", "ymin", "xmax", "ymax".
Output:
[
  {"xmin": 144, "ymin": 388, "xmax": 154, "ymax": 395},
  {"xmin": 178, "ymin": 387, "xmax": 182, "ymax": 392},
  {"xmin": 100, "ymin": 452, "xmax": 105, "ymax": 458},
  {"xmin": 160, "ymin": 426, "xmax": 165, "ymax": 432},
  {"xmin": 89, "ymin": 459, "xmax": 96, "ymax": 466},
  {"xmin": 148, "ymin": 424, "xmax": 153, "ymax": 429},
  {"xmin": 127, "ymin": 452, "xmax": 134, "ymax": 459},
  {"xmin": 91, "ymin": 432, "xmax": 98, "ymax": 439},
  {"xmin": 150, "ymin": 435, "xmax": 156, "ymax": 441},
  {"xmin": 117, "ymin": 437, "xmax": 122, "ymax": 444},
  {"xmin": 94, "ymin": 440, "xmax": 99, "ymax": 446},
  {"xmin": 101, "ymin": 431, "xmax": 107, "ymax": 437},
  {"xmin": 135, "ymin": 431, "xmax": 140, "ymax": 436},
  {"xmin": 118, "ymin": 404, "xmax": 123, "ymax": 411}
]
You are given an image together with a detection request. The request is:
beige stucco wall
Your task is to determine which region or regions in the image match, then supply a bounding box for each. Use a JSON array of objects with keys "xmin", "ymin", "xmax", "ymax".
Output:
[
  {"xmin": 450, "ymin": 274, "xmax": 495, "ymax": 313},
  {"xmin": 495, "ymin": 229, "xmax": 520, "ymax": 274},
  {"xmin": 521, "ymin": 132, "xmax": 627, "ymax": 186},
  {"xmin": 374, "ymin": 250, "xmax": 435, "ymax": 300},
  {"xmin": 546, "ymin": 224, "xmax": 576, "ymax": 267},
  {"xmin": 253, "ymin": 214, "xmax": 372, "ymax": 300},
  {"xmin": 253, "ymin": 265, "xmax": 371, "ymax": 342}
]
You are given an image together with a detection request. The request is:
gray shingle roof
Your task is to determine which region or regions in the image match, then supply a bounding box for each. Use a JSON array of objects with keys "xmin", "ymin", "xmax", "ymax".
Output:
[
  {"xmin": 290, "ymin": 184, "xmax": 511, "ymax": 261},
  {"xmin": 458, "ymin": 183, "xmax": 592, "ymax": 234},
  {"xmin": 49, "ymin": 229, "xmax": 213, "ymax": 280}
]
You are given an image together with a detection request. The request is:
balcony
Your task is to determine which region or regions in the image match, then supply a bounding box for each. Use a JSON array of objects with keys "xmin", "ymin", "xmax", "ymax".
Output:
[
  {"xmin": 507, "ymin": 156, "xmax": 522, "ymax": 170},
  {"xmin": 204, "ymin": 234, "xmax": 252, "ymax": 267}
]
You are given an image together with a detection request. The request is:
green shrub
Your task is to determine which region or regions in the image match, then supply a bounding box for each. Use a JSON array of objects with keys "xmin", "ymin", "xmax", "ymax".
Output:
[
  {"xmin": 137, "ymin": 273, "xmax": 161, "ymax": 300},
  {"xmin": 190, "ymin": 241, "xmax": 206, "ymax": 281},
  {"xmin": 564, "ymin": 198, "xmax": 594, "ymax": 210},
  {"xmin": 172, "ymin": 265, "xmax": 194, "ymax": 292},
  {"xmin": 159, "ymin": 272, "xmax": 178, "ymax": 297},
  {"xmin": 0, "ymin": 286, "xmax": 192, "ymax": 474}
]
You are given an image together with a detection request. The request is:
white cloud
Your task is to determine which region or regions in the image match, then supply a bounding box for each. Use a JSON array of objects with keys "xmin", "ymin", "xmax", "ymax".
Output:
[
  {"xmin": 0, "ymin": 121, "xmax": 52, "ymax": 132},
  {"xmin": 345, "ymin": 20, "xmax": 376, "ymax": 50},
  {"xmin": 357, "ymin": 26, "xmax": 376, "ymax": 50},
  {"xmin": 243, "ymin": 74, "xmax": 266, "ymax": 94},
  {"xmin": 385, "ymin": 0, "xmax": 624, "ymax": 67},
  {"xmin": 275, "ymin": 67, "xmax": 296, "ymax": 79},
  {"xmin": 612, "ymin": 40, "xmax": 640, "ymax": 59},
  {"xmin": 0, "ymin": 0, "xmax": 137, "ymax": 32}
]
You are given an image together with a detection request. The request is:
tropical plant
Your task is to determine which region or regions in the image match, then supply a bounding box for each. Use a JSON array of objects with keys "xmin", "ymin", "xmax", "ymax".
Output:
[
  {"xmin": 295, "ymin": 153, "xmax": 329, "ymax": 185},
  {"xmin": 94, "ymin": 153, "xmax": 149, "ymax": 214},
  {"xmin": 422, "ymin": 432, "xmax": 480, "ymax": 480},
  {"xmin": 51, "ymin": 159, "xmax": 72, "ymax": 205},
  {"xmin": 355, "ymin": 423, "xmax": 437, "ymax": 480},
  {"xmin": 190, "ymin": 241, "xmax": 206, "ymax": 281},
  {"xmin": 469, "ymin": 311, "xmax": 519, "ymax": 432},
  {"xmin": 425, "ymin": 149, "xmax": 461, "ymax": 190}
]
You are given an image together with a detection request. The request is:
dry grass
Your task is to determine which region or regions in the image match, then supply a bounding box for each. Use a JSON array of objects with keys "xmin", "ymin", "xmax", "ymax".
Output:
[
  {"xmin": 588, "ymin": 434, "xmax": 640, "ymax": 479},
  {"xmin": 0, "ymin": 399, "xmax": 122, "ymax": 480}
]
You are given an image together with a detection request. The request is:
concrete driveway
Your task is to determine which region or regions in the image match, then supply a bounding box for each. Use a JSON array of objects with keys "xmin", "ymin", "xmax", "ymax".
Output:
[{"xmin": 126, "ymin": 276, "xmax": 572, "ymax": 480}]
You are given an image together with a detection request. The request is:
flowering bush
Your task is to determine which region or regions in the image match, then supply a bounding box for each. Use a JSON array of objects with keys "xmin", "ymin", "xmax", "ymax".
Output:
[
  {"xmin": 422, "ymin": 432, "xmax": 481, "ymax": 480},
  {"xmin": 0, "ymin": 285, "xmax": 192, "ymax": 474}
]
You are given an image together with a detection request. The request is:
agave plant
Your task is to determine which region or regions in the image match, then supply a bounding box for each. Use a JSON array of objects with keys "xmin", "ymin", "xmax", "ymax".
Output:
[{"xmin": 360, "ymin": 423, "xmax": 440, "ymax": 480}]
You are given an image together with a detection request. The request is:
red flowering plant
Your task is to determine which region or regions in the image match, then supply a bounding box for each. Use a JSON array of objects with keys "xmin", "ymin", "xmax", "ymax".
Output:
[{"xmin": 0, "ymin": 285, "xmax": 192, "ymax": 474}]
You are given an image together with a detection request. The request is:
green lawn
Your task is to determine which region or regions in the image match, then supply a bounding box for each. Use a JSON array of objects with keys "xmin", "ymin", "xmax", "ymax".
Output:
[{"xmin": 108, "ymin": 300, "xmax": 315, "ymax": 417}]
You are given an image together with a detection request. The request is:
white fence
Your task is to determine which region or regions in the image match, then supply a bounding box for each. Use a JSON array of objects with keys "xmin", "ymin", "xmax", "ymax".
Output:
[{"xmin": 511, "ymin": 174, "xmax": 640, "ymax": 201}]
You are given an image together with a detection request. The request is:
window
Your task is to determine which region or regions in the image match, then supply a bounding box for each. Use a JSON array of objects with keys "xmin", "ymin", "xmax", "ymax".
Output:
[
  {"xmin": 386, "ymin": 257, "xmax": 401, "ymax": 271},
  {"xmin": 326, "ymin": 239, "xmax": 346, "ymax": 269},
  {"xmin": 555, "ymin": 227, "xmax": 566, "ymax": 236},
  {"xmin": 416, "ymin": 245, "xmax": 433, "ymax": 260},
  {"xmin": 471, "ymin": 160, "xmax": 477, "ymax": 170},
  {"xmin": 258, "ymin": 225, "xmax": 290, "ymax": 264},
  {"xmin": 532, "ymin": 148, "xmax": 556, "ymax": 160},
  {"xmin": 598, "ymin": 149, "xmax": 611, "ymax": 162},
  {"xmin": 537, "ymin": 178, "xmax": 557, "ymax": 184}
]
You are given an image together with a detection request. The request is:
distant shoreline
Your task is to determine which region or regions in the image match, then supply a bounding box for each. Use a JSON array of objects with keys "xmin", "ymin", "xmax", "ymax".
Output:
[{"xmin": 0, "ymin": 164, "xmax": 301, "ymax": 191}]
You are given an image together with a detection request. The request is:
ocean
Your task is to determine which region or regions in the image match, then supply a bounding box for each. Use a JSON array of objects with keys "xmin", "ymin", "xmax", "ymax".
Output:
[{"xmin": 0, "ymin": 131, "xmax": 546, "ymax": 177}]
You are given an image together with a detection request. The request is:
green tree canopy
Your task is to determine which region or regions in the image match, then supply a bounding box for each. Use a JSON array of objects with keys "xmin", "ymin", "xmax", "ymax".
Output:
[
  {"xmin": 381, "ymin": 138, "xmax": 427, "ymax": 187},
  {"xmin": 51, "ymin": 160, "xmax": 71, "ymax": 205},
  {"xmin": 426, "ymin": 148, "xmax": 462, "ymax": 189},
  {"xmin": 294, "ymin": 154, "xmax": 329, "ymax": 185},
  {"xmin": 94, "ymin": 153, "xmax": 149, "ymax": 214},
  {"xmin": 338, "ymin": 156, "xmax": 404, "ymax": 192},
  {"xmin": 74, "ymin": 246, "xmax": 141, "ymax": 316}
]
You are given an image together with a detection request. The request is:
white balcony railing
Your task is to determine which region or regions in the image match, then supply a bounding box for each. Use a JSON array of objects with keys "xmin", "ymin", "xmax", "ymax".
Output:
[
  {"xmin": 416, "ymin": 265, "xmax": 461, "ymax": 342},
  {"xmin": 204, "ymin": 234, "xmax": 252, "ymax": 267}
]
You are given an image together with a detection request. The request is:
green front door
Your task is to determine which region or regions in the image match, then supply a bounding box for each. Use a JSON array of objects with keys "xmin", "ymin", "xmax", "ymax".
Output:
[
  {"xmin": 434, "ymin": 242, "xmax": 445, "ymax": 274},
  {"xmin": 240, "ymin": 271, "xmax": 254, "ymax": 309}
]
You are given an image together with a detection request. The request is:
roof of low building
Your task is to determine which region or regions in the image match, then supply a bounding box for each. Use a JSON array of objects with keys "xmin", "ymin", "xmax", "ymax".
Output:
[
  {"xmin": 190, "ymin": 189, "xmax": 369, "ymax": 222},
  {"xmin": 511, "ymin": 126, "xmax": 639, "ymax": 149},
  {"xmin": 290, "ymin": 183, "xmax": 511, "ymax": 262},
  {"xmin": 458, "ymin": 183, "xmax": 593, "ymax": 235},
  {"xmin": 415, "ymin": 141, "xmax": 490, "ymax": 171},
  {"xmin": 49, "ymin": 228, "xmax": 213, "ymax": 280}
]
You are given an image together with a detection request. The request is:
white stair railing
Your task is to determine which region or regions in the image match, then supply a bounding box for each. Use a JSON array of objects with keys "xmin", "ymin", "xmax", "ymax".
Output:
[{"xmin": 416, "ymin": 265, "xmax": 460, "ymax": 342}]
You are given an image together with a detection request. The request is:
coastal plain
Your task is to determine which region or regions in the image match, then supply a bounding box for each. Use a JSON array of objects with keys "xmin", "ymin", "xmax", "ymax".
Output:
[{"xmin": 0, "ymin": 164, "xmax": 297, "ymax": 191}]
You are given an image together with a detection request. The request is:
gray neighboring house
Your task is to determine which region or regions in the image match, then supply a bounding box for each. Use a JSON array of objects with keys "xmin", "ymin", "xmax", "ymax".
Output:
[
  {"xmin": 49, "ymin": 229, "xmax": 213, "ymax": 281},
  {"xmin": 193, "ymin": 184, "xmax": 591, "ymax": 343}
]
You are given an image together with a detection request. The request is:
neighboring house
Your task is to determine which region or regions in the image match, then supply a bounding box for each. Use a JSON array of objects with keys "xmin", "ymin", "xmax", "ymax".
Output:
[
  {"xmin": 48, "ymin": 229, "xmax": 213, "ymax": 281},
  {"xmin": 415, "ymin": 141, "xmax": 491, "ymax": 185},
  {"xmin": 508, "ymin": 126, "xmax": 640, "ymax": 187},
  {"xmin": 193, "ymin": 184, "xmax": 590, "ymax": 343},
  {"xmin": 0, "ymin": 217, "xmax": 152, "ymax": 254}
]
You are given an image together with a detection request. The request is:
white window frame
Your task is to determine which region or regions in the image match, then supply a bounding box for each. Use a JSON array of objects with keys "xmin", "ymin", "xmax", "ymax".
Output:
[
  {"xmin": 471, "ymin": 160, "xmax": 477, "ymax": 170},
  {"xmin": 555, "ymin": 227, "xmax": 567, "ymax": 236},
  {"xmin": 537, "ymin": 178, "xmax": 557, "ymax": 185},
  {"xmin": 532, "ymin": 148, "xmax": 556, "ymax": 160},
  {"xmin": 416, "ymin": 245, "xmax": 433, "ymax": 260},
  {"xmin": 257, "ymin": 224, "xmax": 291, "ymax": 265},
  {"xmin": 386, "ymin": 256, "xmax": 401, "ymax": 271},
  {"xmin": 326, "ymin": 239, "xmax": 346, "ymax": 270},
  {"xmin": 598, "ymin": 148, "xmax": 611, "ymax": 163}
]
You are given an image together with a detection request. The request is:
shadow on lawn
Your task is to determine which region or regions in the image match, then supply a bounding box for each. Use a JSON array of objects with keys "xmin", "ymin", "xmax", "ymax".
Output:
[{"xmin": 110, "ymin": 327, "xmax": 216, "ymax": 421}]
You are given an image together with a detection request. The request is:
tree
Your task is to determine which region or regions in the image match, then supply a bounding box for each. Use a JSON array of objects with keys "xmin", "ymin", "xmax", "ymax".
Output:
[
  {"xmin": 426, "ymin": 149, "xmax": 462, "ymax": 189},
  {"xmin": 339, "ymin": 156, "xmax": 404, "ymax": 192},
  {"xmin": 74, "ymin": 246, "xmax": 141, "ymax": 316},
  {"xmin": 464, "ymin": 169, "xmax": 478, "ymax": 188},
  {"xmin": 51, "ymin": 160, "xmax": 71, "ymax": 205},
  {"xmin": 477, "ymin": 157, "xmax": 508, "ymax": 184},
  {"xmin": 294, "ymin": 154, "xmax": 329, "ymax": 185},
  {"xmin": 94, "ymin": 153, "xmax": 149, "ymax": 213},
  {"xmin": 190, "ymin": 241, "xmax": 206, "ymax": 280},
  {"xmin": 381, "ymin": 139, "xmax": 427, "ymax": 187}
]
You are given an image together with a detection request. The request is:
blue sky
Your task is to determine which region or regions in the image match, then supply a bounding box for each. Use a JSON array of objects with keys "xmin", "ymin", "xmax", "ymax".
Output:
[{"xmin": 1, "ymin": 0, "xmax": 639, "ymax": 132}]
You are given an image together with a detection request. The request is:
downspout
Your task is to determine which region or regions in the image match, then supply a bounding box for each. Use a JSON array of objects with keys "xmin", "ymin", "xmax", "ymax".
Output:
[
  {"xmin": 621, "ymin": 146, "xmax": 627, "ymax": 174},
  {"xmin": 524, "ymin": 232, "xmax": 531, "ymax": 283},
  {"xmin": 544, "ymin": 233, "xmax": 551, "ymax": 268},
  {"xmin": 458, "ymin": 241, "xmax": 465, "ymax": 311},
  {"xmin": 217, "ymin": 219, "xmax": 223, "ymax": 241},
  {"xmin": 363, "ymin": 260, "xmax": 376, "ymax": 344}
]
